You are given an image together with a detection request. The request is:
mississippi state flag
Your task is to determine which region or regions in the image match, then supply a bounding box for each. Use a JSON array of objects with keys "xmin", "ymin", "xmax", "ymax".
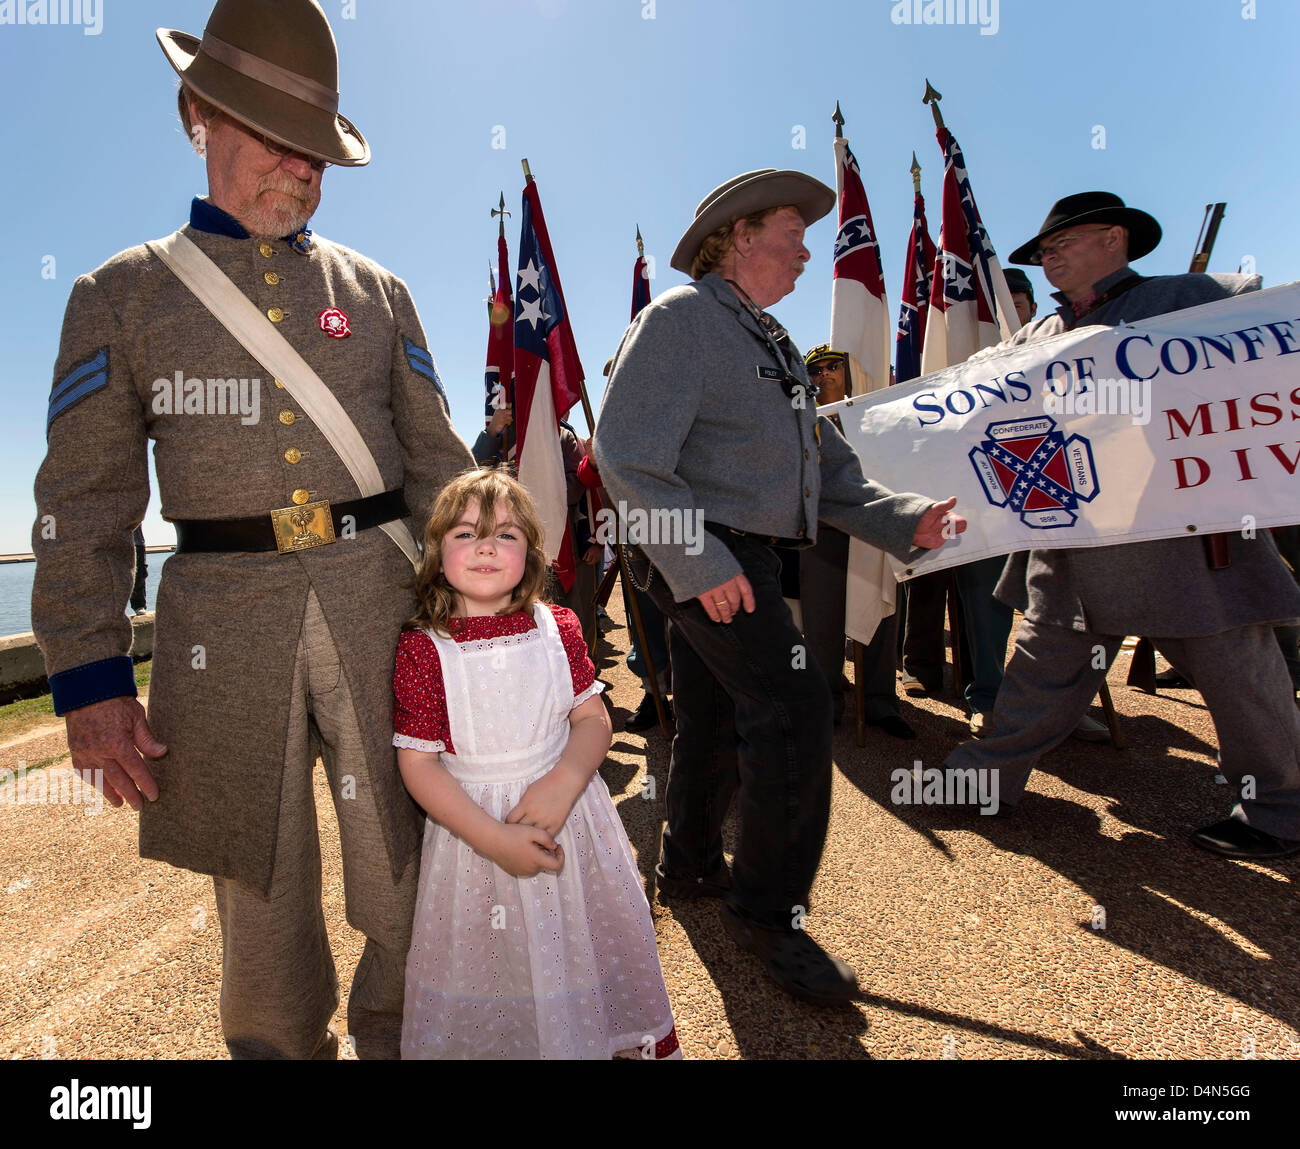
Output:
[
  {"xmin": 484, "ymin": 233, "xmax": 514, "ymax": 445},
  {"xmin": 895, "ymin": 189, "xmax": 936, "ymax": 384},
  {"xmin": 920, "ymin": 125, "xmax": 1019, "ymax": 373},
  {"xmin": 830, "ymin": 138, "xmax": 891, "ymax": 394},
  {"xmin": 514, "ymin": 180, "xmax": 585, "ymax": 588}
]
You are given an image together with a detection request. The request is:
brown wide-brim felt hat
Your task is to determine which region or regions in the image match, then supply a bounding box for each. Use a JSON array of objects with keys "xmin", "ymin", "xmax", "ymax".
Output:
[
  {"xmin": 670, "ymin": 169, "xmax": 836, "ymax": 275},
  {"xmin": 1009, "ymin": 191, "xmax": 1161, "ymax": 266},
  {"xmin": 158, "ymin": 0, "xmax": 369, "ymax": 167}
]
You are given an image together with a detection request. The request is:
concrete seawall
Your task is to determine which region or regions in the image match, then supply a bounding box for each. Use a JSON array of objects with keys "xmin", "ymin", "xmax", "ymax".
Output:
[{"xmin": 0, "ymin": 613, "xmax": 154, "ymax": 704}]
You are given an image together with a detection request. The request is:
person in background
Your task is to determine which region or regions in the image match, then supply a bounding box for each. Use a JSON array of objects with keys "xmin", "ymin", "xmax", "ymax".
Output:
[{"xmin": 791, "ymin": 345, "xmax": 914, "ymax": 738}]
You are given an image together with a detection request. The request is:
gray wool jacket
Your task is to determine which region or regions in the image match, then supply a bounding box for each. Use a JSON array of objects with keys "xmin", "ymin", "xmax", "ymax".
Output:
[
  {"xmin": 996, "ymin": 267, "xmax": 1300, "ymax": 635},
  {"xmin": 593, "ymin": 273, "xmax": 934, "ymax": 602}
]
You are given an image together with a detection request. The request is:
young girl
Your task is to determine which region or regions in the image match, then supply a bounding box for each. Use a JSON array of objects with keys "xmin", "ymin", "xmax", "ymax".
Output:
[{"xmin": 393, "ymin": 468, "xmax": 680, "ymax": 1059}]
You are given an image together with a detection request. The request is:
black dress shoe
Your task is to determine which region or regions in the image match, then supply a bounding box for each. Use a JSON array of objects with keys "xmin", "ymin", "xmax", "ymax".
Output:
[
  {"xmin": 1190, "ymin": 818, "xmax": 1300, "ymax": 859},
  {"xmin": 1155, "ymin": 667, "xmax": 1192, "ymax": 688},
  {"xmin": 653, "ymin": 862, "xmax": 731, "ymax": 900},
  {"xmin": 625, "ymin": 693, "xmax": 671, "ymax": 732},
  {"xmin": 866, "ymin": 714, "xmax": 917, "ymax": 740}
]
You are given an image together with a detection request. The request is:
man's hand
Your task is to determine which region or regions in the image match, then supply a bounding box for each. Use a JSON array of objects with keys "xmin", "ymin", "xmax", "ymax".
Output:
[
  {"xmin": 65, "ymin": 697, "xmax": 166, "ymax": 811},
  {"xmin": 912, "ymin": 497, "xmax": 967, "ymax": 549},
  {"xmin": 505, "ymin": 771, "xmax": 580, "ymax": 838},
  {"xmin": 488, "ymin": 822, "xmax": 565, "ymax": 877},
  {"xmin": 696, "ymin": 572, "xmax": 755, "ymax": 624},
  {"xmin": 582, "ymin": 544, "xmax": 602, "ymax": 565},
  {"xmin": 488, "ymin": 405, "xmax": 513, "ymax": 436}
]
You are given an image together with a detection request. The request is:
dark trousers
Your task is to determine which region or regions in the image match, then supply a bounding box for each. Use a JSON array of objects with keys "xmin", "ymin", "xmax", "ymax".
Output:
[
  {"xmin": 953, "ymin": 555, "xmax": 1014, "ymax": 715},
  {"xmin": 901, "ymin": 569, "xmax": 948, "ymax": 688},
  {"xmin": 629, "ymin": 534, "xmax": 833, "ymax": 930}
]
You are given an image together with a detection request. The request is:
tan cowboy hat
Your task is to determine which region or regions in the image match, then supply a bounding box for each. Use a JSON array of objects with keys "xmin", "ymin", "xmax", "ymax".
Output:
[
  {"xmin": 158, "ymin": 0, "xmax": 369, "ymax": 167},
  {"xmin": 670, "ymin": 169, "xmax": 835, "ymax": 275}
]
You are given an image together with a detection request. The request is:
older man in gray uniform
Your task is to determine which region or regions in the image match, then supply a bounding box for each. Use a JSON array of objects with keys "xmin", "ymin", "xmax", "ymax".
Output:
[
  {"xmin": 31, "ymin": 0, "xmax": 474, "ymax": 1058},
  {"xmin": 595, "ymin": 170, "xmax": 965, "ymax": 1004},
  {"xmin": 945, "ymin": 192, "xmax": 1300, "ymax": 858}
]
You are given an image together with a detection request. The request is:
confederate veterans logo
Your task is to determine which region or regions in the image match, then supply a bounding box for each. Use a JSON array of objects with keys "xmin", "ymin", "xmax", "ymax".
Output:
[{"xmin": 969, "ymin": 416, "xmax": 1099, "ymax": 529}]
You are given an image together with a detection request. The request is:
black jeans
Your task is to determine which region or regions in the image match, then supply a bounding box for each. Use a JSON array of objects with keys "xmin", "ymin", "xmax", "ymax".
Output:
[{"xmin": 628, "ymin": 532, "xmax": 833, "ymax": 931}]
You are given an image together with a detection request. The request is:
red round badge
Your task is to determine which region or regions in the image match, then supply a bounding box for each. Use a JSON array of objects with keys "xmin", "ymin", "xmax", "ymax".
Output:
[{"xmin": 318, "ymin": 308, "xmax": 350, "ymax": 338}]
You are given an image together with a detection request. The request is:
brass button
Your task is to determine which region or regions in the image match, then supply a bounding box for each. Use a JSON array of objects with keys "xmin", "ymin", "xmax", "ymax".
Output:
[
  {"xmin": 804, "ymin": 449, "xmax": 810, "ymax": 459},
  {"xmin": 291, "ymin": 489, "xmax": 310, "ymax": 505},
  {"xmin": 264, "ymin": 271, "xmax": 280, "ymax": 286},
  {"xmin": 279, "ymin": 409, "xmax": 295, "ymax": 426},
  {"xmin": 797, "ymin": 528, "xmax": 806, "ymax": 538},
  {"xmin": 804, "ymin": 486, "xmax": 811, "ymax": 497},
  {"xmin": 284, "ymin": 447, "xmax": 302, "ymax": 464},
  {"xmin": 259, "ymin": 242, "xmax": 274, "ymax": 258},
  {"xmin": 267, "ymin": 306, "xmax": 284, "ymax": 323},
  {"xmin": 274, "ymin": 378, "xmax": 285, "ymax": 389}
]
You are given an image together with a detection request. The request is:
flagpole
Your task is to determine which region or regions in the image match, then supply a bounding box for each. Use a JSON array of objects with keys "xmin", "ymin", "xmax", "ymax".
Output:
[
  {"xmin": 911, "ymin": 151, "xmax": 921, "ymax": 196},
  {"xmin": 492, "ymin": 191, "xmax": 509, "ymax": 238},
  {"xmin": 922, "ymin": 79, "xmax": 945, "ymax": 129},
  {"xmin": 832, "ymin": 100, "xmax": 844, "ymax": 139}
]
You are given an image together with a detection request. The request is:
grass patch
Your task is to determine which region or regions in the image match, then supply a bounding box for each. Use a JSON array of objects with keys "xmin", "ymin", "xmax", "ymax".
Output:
[{"xmin": 0, "ymin": 659, "xmax": 152, "ymax": 743}]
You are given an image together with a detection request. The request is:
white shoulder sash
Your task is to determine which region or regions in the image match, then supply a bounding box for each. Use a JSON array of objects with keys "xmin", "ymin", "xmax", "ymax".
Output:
[{"xmin": 146, "ymin": 229, "xmax": 420, "ymax": 567}]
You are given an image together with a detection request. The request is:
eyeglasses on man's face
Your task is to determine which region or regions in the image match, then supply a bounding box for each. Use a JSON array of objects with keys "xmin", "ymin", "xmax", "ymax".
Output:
[{"xmin": 1036, "ymin": 225, "xmax": 1116, "ymax": 259}]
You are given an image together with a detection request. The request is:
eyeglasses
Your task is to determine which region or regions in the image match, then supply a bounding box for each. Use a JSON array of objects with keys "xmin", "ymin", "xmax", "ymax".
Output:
[
  {"xmin": 256, "ymin": 131, "xmax": 330, "ymax": 172},
  {"xmin": 1037, "ymin": 226, "xmax": 1117, "ymax": 259},
  {"xmin": 806, "ymin": 361, "xmax": 843, "ymax": 377}
]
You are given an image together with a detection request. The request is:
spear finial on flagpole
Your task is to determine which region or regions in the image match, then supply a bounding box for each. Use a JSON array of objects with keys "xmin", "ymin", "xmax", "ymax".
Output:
[
  {"xmin": 910, "ymin": 151, "xmax": 922, "ymax": 196},
  {"xmin": 922, "ymin": 79, "xmax": 945, "ymax": 129},
  {"xmin": 635, "ymin": 224, "xmax": 645, "ymax": 259},
  {"xmin": 832, "ymin": 100, "xmax": 845, "ymax": 139},
  {"xmin": 488, "ymin": 260, "xmax": 496, "ymax": 307},
  {"xmin": 521, "ymin": 157, "xmax": 534, "ymax": 185},
  {"xmin": 492, "ymin": 191, "xmax": 510, "ymax": 238}
]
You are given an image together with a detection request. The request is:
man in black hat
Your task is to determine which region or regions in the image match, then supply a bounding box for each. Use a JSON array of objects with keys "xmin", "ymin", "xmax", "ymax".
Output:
[
  {"xmin": 31, "ymin": 0, "xmax": 475, "ymax": 1058},
  {"xmin": 944, "ymin": 191, "xmax": 1300, "ymax": 859}
]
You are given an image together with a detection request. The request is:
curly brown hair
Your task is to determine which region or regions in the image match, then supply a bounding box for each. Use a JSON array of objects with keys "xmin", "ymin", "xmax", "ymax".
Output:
[
  {"xmin": 690, "ymin": 206, "xmax": 783, "ymax": 280},
  {"xmin": 409, "ymin": 469, "xmax": 550, "ymax": 635}
]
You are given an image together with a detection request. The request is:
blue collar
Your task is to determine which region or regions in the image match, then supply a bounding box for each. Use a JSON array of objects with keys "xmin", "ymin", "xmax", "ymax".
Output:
[{"xmin": 189, "ymin": 197, "xmax": 313, "ymax": 252}]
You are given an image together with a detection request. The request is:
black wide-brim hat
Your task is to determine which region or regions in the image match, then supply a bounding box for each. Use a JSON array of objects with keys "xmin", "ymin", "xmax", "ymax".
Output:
[
  {"xmin": 158, "ymin": 0, "xmax": 369, "ymax": 167},
  {"xmin": 671, "ymin": 169, "xmax": 835, "ymax": 275},
  {"xmin": 1009, "ymin": 191, "xmax": 1161, "ymax": 266}
]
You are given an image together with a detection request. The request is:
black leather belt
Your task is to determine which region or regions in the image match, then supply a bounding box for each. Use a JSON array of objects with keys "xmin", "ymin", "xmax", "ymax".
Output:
[
  {"xmin": 704, "ymin": 521, "xmax": 807, "ymax": 550},
  {"xmin": 174, "ymin": 488, "xmax": 408, "ymax": 554}
]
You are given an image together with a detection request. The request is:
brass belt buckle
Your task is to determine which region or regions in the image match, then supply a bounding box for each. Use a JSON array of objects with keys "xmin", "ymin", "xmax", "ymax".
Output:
[{"xmin": 271, "ymin": 498, "xmax": 335, "ymax": 554}]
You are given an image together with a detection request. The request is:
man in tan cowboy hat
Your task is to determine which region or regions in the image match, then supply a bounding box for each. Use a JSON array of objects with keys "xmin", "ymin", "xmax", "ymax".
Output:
[
  {"xmin": 594, "ymin": 169, "xmax": 966, "ymax": 1004},
  {"xmin": 31, "ymin": 0, "xmax": 474, "ymax": 1058}
]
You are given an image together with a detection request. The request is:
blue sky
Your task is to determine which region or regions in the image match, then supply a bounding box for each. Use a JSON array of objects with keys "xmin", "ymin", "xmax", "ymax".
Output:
[{"xmin": 1, "ymin": 0, "xmax": 1295, "ymax": 554}]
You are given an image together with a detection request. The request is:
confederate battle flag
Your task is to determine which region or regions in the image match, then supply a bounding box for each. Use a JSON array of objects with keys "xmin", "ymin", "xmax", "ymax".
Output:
[
  {"xmin": 829, "ymin": 137, "xmax": 891, "ymax": 393},
  {"xmin": 920, "ymin": 125, "xmax": 1019, "ymax": 373},
  {"xmin": 895, "ymin": 184, "xmax": 936, "ymax": 384}
]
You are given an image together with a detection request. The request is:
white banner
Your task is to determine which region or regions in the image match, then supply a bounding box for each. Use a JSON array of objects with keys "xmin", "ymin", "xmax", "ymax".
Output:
[{"xmin": 829, "ymin": 281, "xmax": 1300, "ymax": 579}]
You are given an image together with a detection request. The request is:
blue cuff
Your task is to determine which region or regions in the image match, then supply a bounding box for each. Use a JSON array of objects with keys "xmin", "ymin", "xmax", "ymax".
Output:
[{"xmin": 49, "ymin": 656, "xmax": 137, "ymax": 716}]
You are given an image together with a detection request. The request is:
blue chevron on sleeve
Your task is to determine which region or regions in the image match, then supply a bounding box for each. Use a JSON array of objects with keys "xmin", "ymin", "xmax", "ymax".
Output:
[
  {"xmin": 403, "ymin": 338, "xmax": 446, "ymax": 399},
  {"xmin": 47, "ymin": 346, "xmax": 110, "ymax": 432}
]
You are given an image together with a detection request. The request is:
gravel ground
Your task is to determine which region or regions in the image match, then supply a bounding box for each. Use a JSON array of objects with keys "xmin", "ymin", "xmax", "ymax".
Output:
[{"xmin": 2, "ymin": 599, "xmax": 1296, "ymax": 1061}]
